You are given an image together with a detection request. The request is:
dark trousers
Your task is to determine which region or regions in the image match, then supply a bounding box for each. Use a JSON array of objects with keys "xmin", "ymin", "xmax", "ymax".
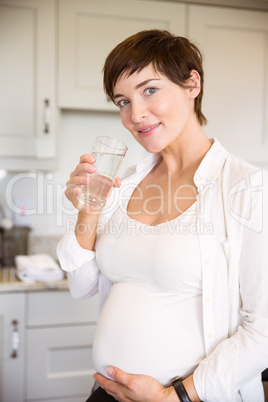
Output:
[{"xmin": 85, "ymin": 386, "xmax": 117, "ymax": 401}]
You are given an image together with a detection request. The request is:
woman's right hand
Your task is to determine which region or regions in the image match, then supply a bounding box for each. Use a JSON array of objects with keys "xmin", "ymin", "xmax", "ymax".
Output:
[
  {"xmin": 66, "ymin": 154, "xmax": 121, "ymax": 250},
  {"xmin": 65, "ymin": 154, "xmax": 96, "ymax": 212},
  {"xmin": 65, "ymin": 154, "xmax": 121, "ymax": 213}
]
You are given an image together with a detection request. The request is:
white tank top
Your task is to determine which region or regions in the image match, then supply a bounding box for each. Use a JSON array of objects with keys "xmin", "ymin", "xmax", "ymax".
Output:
[{"xmin": 93, "ymin": 202, "xmax": 206, "ymax": 386}]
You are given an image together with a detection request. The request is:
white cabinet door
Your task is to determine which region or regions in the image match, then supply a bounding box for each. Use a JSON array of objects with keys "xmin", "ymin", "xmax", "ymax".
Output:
[
  {"xmin": 188, "ymin": 5, "xmax": 268, "ymax": 164},
  {"xmin": 58, "ymin": 0, "xmax": 186, "ymax": 111},
  {"xmin": 26, "ymin": 324, "xmax": 96, "ymax": 400},
  {"xmin": 0, "ymin": 0, "xmax": 56, "ymax": 167},
  {"xmin": 0, "ymin": 293, "xmax": 25, "ymax": 402},
  {"xmin": 25, "ymin": 291, "xmax": 99, "ymax": 401}
]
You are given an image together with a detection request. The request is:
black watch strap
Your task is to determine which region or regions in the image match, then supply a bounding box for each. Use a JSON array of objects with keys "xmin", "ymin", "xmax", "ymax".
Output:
[{"xmin": 172, "ymin": 377, "xmax": 192, "ymax": 402}]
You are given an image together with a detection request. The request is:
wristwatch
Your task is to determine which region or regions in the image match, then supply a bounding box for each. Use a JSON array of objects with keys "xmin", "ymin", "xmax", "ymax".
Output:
[{"xmin": 171, "ymin": 377, "xmax": 192, "ymax": 402}]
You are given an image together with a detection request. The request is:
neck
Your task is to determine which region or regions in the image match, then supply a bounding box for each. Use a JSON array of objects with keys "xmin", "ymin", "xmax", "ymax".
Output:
[{"xmin": 159, "ymin": 123, "xmax": 212, "ymax": 175}]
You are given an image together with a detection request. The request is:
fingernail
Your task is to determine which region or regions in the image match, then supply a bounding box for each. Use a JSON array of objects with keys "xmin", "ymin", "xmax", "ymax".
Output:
[{"xmin": 106, "ymin": 367, "xmax": 114, "ymax": 377}]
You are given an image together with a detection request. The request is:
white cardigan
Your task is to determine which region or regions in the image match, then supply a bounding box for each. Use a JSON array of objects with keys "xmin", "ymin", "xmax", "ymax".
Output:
[{"xmin": 57, "ymin": 139, "xmax": 268, "ymax": 402}]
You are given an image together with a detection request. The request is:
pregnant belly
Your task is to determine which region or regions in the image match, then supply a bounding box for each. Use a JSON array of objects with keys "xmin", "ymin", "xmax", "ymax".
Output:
[{"xmin": 92, "ymin": 282, "xmax": 205, "ymax": 386}]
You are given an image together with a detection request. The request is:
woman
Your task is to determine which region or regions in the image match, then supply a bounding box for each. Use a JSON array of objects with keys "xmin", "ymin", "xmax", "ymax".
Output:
[{"xmin": 57, "ymin": 30, "xmax": 268, "ymax": 402}]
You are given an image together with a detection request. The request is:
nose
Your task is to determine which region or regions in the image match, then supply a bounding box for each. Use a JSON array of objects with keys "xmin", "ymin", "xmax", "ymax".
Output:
[{"xmin": 130, "ymin": 100, "xmax": 147, "ymax": 123}]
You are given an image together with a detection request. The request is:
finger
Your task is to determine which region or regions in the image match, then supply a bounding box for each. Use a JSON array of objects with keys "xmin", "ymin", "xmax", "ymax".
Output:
[
  {"xmin": 66, "ymin": 175, "xmax": 91, "ymax": 187},
  {"xmin": 70, "ymin": 163, "xmax": 96, "ymax": 178},
  {"xmin": 94, "ymin": 373, "xmax": 118, "ymax": 392},
  {"xmin": 94, "ymin": 373, "xmax": 125, "ymax": 402},
  {"xmin": 113, "ymin": 177, "xmax": 121, "ymax": 188},
  {"xmin": 106, "ymin": 366, "xmax": 130, "ymax": 386},
  {"xmin": 79, "ymin": 153, "xmax": 96, "ymax": 164},
  {"xmin": 65, "ymin": 188, "xmax": 82, "ymax": 205},
  {"xmin": 65, "ymin": 186, "xmax": 82, "ymax": 197}
]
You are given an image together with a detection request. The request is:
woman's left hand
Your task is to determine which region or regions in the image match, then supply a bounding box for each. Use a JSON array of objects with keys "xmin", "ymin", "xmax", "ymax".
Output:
[{"xmin": 94, "ymin": 366, "xmax": 175, "ymax": 402}]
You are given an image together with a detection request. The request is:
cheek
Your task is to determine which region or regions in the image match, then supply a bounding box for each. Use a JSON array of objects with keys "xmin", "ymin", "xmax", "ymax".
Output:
[
  {"xmin": 152, "ymin": 96, "xmax": 175, "ymax": 118},
  {"xmin": 120, "ymin": 112, "xmax": 131, "ymax": 130}
]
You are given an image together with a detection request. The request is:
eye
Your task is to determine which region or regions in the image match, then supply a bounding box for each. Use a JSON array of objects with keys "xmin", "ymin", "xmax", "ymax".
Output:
[
  {"xmin": 145, "ymin": 87, "xmax": 157, "ymax": 96},
  {"xmin": 116, "ymin": 99, "xmax": 130, "ymax": 108}
]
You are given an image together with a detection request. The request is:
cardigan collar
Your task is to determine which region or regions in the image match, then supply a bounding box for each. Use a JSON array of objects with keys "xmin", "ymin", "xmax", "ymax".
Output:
[
  {"xmin": 135, "ymin": 138, "xmax": 229, "ymax": 191},
  {"xmin": 193, "ymin": 138, "xmax": 229, "ymax": 190}
]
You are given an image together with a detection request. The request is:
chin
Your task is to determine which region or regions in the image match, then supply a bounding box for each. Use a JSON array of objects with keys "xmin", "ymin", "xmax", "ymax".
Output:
[
  {"xmin": 138, "ymin": 138, "xmax": 165, "ymax": 154},
  {"xmin": 144, "ymin": 143, "xmax": 165, "ymax": 154},
  {"xmin": 140, "ymin": 144, "xmax": 159, "ymax": 154}
]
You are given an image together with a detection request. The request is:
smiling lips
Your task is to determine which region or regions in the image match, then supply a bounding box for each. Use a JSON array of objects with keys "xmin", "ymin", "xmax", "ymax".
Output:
[{"xmin": 138, "ymin": 123, "xmax": 161, "ymax": 137}]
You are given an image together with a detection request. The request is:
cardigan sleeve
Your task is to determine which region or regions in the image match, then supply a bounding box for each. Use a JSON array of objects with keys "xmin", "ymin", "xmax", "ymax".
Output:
[{"xmin": 57, "ymin": 229, "xmax": 100, "ymax": 299}]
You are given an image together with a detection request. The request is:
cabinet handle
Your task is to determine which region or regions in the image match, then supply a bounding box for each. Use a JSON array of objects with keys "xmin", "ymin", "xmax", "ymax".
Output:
[
  {"xmin": 10, "ymin": 320, "xmax": 20, "ymax": 359},
  {"xmin": 43, "ymin": 98, "xmax": 51, "ymax": 134}
]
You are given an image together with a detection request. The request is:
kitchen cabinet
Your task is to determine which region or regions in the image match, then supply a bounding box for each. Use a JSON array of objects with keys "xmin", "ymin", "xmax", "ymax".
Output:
[
  {"xmin": 0, "ymin": 293, "xmax": 25, "ymax": 402},
  {"xmin": 58, "ymin": 0, "xmax": 186, "ymax": 111},
  {"xmin": 25, "ymin": 291, "xmax": 98, "ymax": 402},
  {"xmin": 0, "ymin": 0, "xmax": 57, "ymax": 171},
  {"xmin": 188, "ymin": 5, "xmax": 268, "ymax": 164},
  {"xmin": 0, "ymin": 287, "xmax": 99, "ymax": 402}
]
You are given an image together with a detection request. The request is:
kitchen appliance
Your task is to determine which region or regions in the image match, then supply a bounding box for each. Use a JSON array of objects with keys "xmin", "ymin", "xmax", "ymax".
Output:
[{"xmin": 0, "ymin": 226, "xmax": 31, "ymax": 267}]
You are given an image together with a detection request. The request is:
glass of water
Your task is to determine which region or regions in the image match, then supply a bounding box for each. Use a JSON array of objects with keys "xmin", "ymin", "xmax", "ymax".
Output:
[{"xmin": 78, "ymin": 136, "xmax": 128, "ymax": 211}]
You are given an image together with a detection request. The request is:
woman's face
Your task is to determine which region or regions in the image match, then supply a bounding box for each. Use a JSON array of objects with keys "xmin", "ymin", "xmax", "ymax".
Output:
[{"xmin": 113, "ymin": 64, "xmax": 198, "ymax": 153}]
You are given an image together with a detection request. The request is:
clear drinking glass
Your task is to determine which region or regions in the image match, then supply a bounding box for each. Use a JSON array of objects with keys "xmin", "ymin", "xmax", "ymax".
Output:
[{"xmin": 78, "ymin": 136, "xmax": 128, "ymax": 211}]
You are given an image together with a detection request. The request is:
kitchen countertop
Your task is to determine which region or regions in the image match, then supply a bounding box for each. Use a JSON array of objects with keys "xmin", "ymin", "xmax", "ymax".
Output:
[{"xmin": 0, "ymin": 267, "xmax": 69, "ymax": 293}]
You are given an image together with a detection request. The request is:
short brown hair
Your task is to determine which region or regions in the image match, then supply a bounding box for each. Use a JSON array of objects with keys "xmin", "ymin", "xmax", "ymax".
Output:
[{"xmin": 103, "ymin": 29, "xmax": 207, "ymax": 125}]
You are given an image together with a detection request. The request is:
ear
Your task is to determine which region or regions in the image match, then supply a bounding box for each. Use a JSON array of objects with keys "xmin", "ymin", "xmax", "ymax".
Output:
[{"xmin": 187, "ymin": 70, "xmax": 201, "ymax": 99}]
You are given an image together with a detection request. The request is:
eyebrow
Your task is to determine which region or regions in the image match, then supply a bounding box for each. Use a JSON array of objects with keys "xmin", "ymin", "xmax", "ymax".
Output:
[{"xmin": 113, "ymin": 78, "xmax": 161, "ymax": 99}]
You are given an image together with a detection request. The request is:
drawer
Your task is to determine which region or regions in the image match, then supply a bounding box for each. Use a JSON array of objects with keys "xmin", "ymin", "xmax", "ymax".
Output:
[
  {"xmin": 27, "ymin": 291, "xmax": 99, "ymax": 326},
  {"xmin": 26, "ymin": 324, "xmax": 96, "ymax": 400}
]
